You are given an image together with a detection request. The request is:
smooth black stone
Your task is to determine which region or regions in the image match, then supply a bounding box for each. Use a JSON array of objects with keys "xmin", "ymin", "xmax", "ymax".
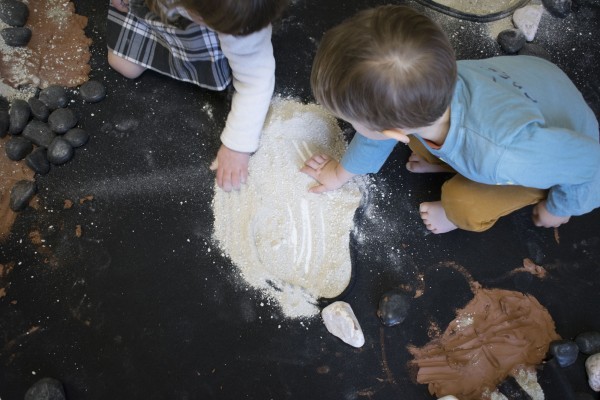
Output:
[
  {"xmin": 22, "ymin": 120, "xmax": 55, "ymax": 147},
  {"xmin": 0, "ymin": 0, "xmax": 29, "ymax": 27},
  {"xmin": 549, "ymin": 340, "xmax": 579, "ymax": 367},
  {"xmin": 24, "ymin": 377, "xmax": 66, "ymax": 400},
  {"xmin": 5, "ymin": 135, "xmax": 32, "ymax": 160},
  {"xmin": 377, "ymin": 290, "xmax": 411, "ymax": 327},
  {"xmin": 497, "ymin": 29, "xmax": 526, "ymax": 54},
  {"xmin": 28, "ymin": 97, "xmax": 49, "ymax": 121},
  {"xmin": 575, "ymin": 331, "xmax": 600, "ymax": 354},
  {"xmin": 1, "ymin": 26, "xmax": 31, "ymax": 46},
  {"xmin": 79, "ymin": 80, "xmax": 107, "ymax": 103},
  {"xmin": 497, "ymin": 375, "xmax": 533, "ymax": 399},
  {"xmin": 48, "ymin": 108, "xmax": 77, "ymax": 133},
  {"xmin": 0, "ymin": 95, "xmax": 8, "ymax": 110},
  {"xmin": 518, "ymin": 43, "xmax": 553, "ymax": 61},
  {"xmin": 63, "ymin": 127, "xmax": 89, "ymax": 147},
  {"xmin": 8, "ymin": 98, "xmax": 30, "ymax": 135},
  {"xmin": 9, "ymin": 179, "xmax": 36, "ymax": 212},
  {"xmin": 38, "ymin": 85, "xmax": 68, "ymax": 109},
  {"xmin": 25, "ymin": 147, "xmax": 50, "ymax": 175},
  {"xmin": 0, "ymin": 109, "xmax": 8, "ymax": 137},
  {"xmin": 543, "ymin": 0, "xmax": 572, "ymax": 17},
  {"xmin": 47, "ymin": 137, "xmax": 73, "ymax": 165}
]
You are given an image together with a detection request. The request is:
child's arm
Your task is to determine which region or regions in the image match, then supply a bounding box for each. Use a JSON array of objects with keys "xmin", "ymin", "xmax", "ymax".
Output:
[{"xmin": 301, "ymin": 154, "xmax": 355, "ymax": 193}]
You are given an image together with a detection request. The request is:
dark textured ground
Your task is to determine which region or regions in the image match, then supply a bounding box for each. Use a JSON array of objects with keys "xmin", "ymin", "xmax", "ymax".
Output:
[{"xmin": 1, "ymin": 0, "xmax": 599, "ymax": 399}]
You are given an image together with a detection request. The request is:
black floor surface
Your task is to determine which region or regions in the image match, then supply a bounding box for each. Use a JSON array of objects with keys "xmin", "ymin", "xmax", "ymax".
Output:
[{"xmin": 1, "ymin": 0, "xmax": 600, "ymax": 399}]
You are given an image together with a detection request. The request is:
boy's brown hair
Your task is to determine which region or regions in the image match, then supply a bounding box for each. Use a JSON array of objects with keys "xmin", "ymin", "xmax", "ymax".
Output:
[
  {"xmin": 147, "ymin": 0, "xmax": 287, "ymax": 35},
  {"xmin": 311, "ymin": 5, "xmax": 457, "ymax": 130}
]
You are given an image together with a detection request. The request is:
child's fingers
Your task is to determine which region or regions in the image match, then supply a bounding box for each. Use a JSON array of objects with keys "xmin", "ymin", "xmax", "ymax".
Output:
[
  {"xmin": 308, "ymin": 184, "xmax": 328, "ymax": 194},
  {"xmin": 209, "ymin": 159, "xmax": 218, "ymax": 171}
]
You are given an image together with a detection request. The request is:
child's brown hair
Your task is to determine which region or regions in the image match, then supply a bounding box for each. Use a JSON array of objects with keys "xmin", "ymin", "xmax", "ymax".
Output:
[
  {"xmin": 147, "ymin": 0, "xmax": 287, "ymax": 35},
  {"xmin": 311, "ymin": 5, "xmax": 457, "ymax": 130}
]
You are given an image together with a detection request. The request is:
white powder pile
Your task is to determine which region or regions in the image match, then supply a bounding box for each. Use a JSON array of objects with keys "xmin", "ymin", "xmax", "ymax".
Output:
[{"xmin": 212, "ymin": 99, "xmax": 365, "ymax": 319}]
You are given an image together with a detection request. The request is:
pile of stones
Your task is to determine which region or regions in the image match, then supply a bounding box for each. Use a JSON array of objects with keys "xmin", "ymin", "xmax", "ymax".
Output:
[
  {"xmin": 0, "ymin": 80, "xmax": 106, "ymax": 211},
  {"xmin": 0, "ymin": 0, "xmax": 32, "ymax": 47},
  {"xmin": 549, "ymin": 331, "xmax": 600, "ymax": 395}
]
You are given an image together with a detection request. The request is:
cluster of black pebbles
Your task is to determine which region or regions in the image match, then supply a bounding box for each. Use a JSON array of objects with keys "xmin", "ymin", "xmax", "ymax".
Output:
[{"xmin": 0, "ymin": 0, "xmax": 32, "ymax": 47}]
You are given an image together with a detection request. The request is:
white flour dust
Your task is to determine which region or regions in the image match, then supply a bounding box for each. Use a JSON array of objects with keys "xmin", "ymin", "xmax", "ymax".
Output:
[{"xmin": 212, "ymin": 99, "xmax": 365, "ymax": 319}]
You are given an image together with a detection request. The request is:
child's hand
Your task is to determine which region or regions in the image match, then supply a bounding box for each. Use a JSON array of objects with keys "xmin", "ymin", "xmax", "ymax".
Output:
[
  {"xmin": 532, "ymin": 200, "xmax": 571, "ymax": 228},
  {"xmin": 111, "ymin": 0, "xmax": 129, "ymax": 12},
  {"xmin": 300, "ymin": 154, "xmax": 355, "ymax": 193},
  {"xmin": 210, "ymin": 144, "xmax": 250, "ymax": 192}
]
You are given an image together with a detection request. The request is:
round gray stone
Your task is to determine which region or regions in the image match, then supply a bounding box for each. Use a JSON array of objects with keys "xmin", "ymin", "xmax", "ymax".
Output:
[
  {"xmin": 9, "ymin": 180, "xmax": 36, "ymax": 211},
  {"xmin": 5, "ymin": 136, "xmax": 33, "ymax": 160},
  {"xmin": 79, "ymin": 80, "xmax": 107, "ymax": 103},
  {"xmin": 38, "ymin": 85, "xmax": 68, "ymax": 109},
  {"xmin": 47, "ymin": 137, "xmax": 73, "ymax": 165},
  {"xmin": 48, "ymin": 108, "xmax": 78, "ymax": 133},
  {"xmin": 8, "ymin": 98, "xmax": 30, "ymax": 135},
  {"xmin": 1, "ymin": 26, "xmax": 31, "ymax": 46}
]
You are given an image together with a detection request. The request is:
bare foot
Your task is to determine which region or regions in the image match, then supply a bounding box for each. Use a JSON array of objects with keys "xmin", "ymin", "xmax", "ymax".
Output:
[
  {"xmin": 419, "ymin": 201, "xmax": 457, "ymax": 234},
  {"xmin": 406, "ymin": 152, "xmax": 449, "ymax": 173}
]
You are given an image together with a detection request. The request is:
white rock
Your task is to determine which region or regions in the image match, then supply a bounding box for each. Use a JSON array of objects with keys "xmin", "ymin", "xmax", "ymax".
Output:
[
  {"xmin": 321, "ymin": 301, "xmax": 365, "ymax": 348},
  {"xmin": 586, "ymin": 353, "xmax": 600, "ymax": 391},
  {"xmin": 438, "ymin": 396, "xmax": 460, "ymax": 400},
  {"xmin": 512, "ymin": 5, "xmax": 544, "ymax": 41}
]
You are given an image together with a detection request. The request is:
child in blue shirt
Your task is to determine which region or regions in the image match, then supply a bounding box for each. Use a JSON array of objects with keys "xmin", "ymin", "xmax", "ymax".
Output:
[{"xmin": 302, "ymin": 5, "xmax": 600, "ymax": 233}]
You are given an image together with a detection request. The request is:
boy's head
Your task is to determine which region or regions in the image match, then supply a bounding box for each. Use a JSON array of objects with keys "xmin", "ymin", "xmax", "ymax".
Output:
[{"xmin": 311, "ymin": 5, "xmax": 457, "ymax": 131}]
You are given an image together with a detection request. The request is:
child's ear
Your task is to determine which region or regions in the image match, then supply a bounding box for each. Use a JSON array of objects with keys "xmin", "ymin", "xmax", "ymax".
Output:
[{"xmin": 382, "ymin": 129, "xmax": 410, "ymax": 144}]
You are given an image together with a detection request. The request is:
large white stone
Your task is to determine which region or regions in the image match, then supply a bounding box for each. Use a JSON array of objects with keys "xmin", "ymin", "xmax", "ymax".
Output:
[
  {"xmin": 586, "ymin": 353, "xmax": 600, "ymax": 391},
  {"xmin": 321, "ymin": 301, "xmax": 365, "ymax": 348},
  {"xmin": 513, "ymin": 5, "xmax": 544, "ymax": 42},
  {"xmin": 438, "ymin": 396, "xmax": 459, "ymax": 400}
]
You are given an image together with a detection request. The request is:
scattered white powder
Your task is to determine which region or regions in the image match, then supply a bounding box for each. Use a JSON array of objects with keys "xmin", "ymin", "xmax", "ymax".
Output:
[{"xmin": 212, "ymin": 99, "xmax": 365, "ymax": 319}]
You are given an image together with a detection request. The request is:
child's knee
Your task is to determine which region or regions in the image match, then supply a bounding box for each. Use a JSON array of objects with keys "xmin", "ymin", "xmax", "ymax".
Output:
[{"xmin": 107, "ymin": 52, "xmax": 146, "ymax": 79}]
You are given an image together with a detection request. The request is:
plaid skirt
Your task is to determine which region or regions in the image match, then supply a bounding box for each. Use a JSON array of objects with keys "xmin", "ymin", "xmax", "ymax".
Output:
[{"xmin": 106, "ymin": 0, "xmax": 232, "ymax": 90}]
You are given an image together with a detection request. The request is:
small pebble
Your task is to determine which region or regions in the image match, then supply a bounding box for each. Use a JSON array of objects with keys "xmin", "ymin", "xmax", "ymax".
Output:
[
  {"xmin": 48, "ymin": 108, "xmax": 78, "ymax": 133},
  {"xmin": 586, "ymin": 353, "xmax": 600, "ymax": 392},
  {"xmin": 47, "ymin": 137, "xmax": 73, "ymax": 165},
  {"xmin": 24, "ymin": 377, "xmax": 66, "ymax": 400},
  {"xmin": 79, "ymin": 80, "xmax": 107, "ymax": 103},
  {"xmin": 25, "ymin": 147, "xmax": 50, "ymax": 175},
  {"xmin": 576, "ymin": 332, "xmax": 600, "ymax": 355},
  {"xmin": 22, "ymin": 120, "xmax": 55, "ymax": 147},
  {"xmin": 377, "ymin": 290, "xmax": 411, "ymax": 327},
  {"xmin": 1, "ymin": 26, "xmax": 31, "ymax": 46},
  {"xmin": 8, "ymin": 98, "xmax": 30, "ymax": 135},
  {"xmin": 513, "ymin": 5, "xmax": 544, "ymax": 41},
  {"xmin": 0, "ymin": 0, "xmax": 29, "ymax": 27},
  {"xmin": 38, "ymin": 85, "xmax": 68, "ymax": 109},
  {"xmin": 0, "ymin": 109, "xmax": 8, "ymax": 137},
  {"xmin": 9, "ymin": 180, "xmax": 36, "ymax": 211},
  {"xmin": 63, "ymin": 127, "xmax": 89, "ymax": 147},
  {"xmin": 542, "ymin": 0, "xmax": 571, "ymax": 17},
  {"xmin": 549, "ymin": 340, "xmax": 579, "ymax": 367},
  {"xmin": 28, "ymin": 97, "xmax": 49, "ymax": 121},
  {"xmin": 518, "ymin": 43, "xmax": 552, "ymax": 61},
  {"xmin": 497, "ymin": 29, "xmax": 526, "ymax": 54},
  {"xmin": 5, "ymin": 136, "xmax": 33, "ymax": 161}
]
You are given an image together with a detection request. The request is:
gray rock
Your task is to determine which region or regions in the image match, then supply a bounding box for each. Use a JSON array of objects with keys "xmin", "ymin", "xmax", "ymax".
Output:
[
  {"xmin": 1, "ymin": 26, "xmax": 31, "ymax": 46},
  {"xmin": 576, "ymin": 331, "xmax": 600, "ymax": 355},
  {"xmin": 63, "ymin": 127, "xmax": 89, "ymax": 147},
  {"xmin": 518, "ymin": 43, "xmax": 553, "ymax": 61},
  {"xmin": 8, "ymin": 98, "xmax": 30, "ymax": 135},
  {"xmin": 543, "ymin": 0, "xmax": 572, "ymax": 17},
  {"xmin": 5, "ymin": 136, "xmax": 32, "ymax": 160},
  {"xmin": 24, "ymin": 377, "xmax": 66, "ymax": 400},
  {"xmin": 48, "ymin": 108, "xmax": 77, "ymax": 133},
  {"xmin": 79, "ymin": 80, "xmax": 107, "ymax": 103},
  {"xmin": 377, "ymin": 290, "xmax": 411, "ymax": 327},
  {"xmin": 22, "ymin": 120, "xmax": 56, "ymax": 147},
  {"xmin": 38, "ymin": 85, "xmax": 68, "ymax": 109},
  {"xmin": 47, "ymin": 137, "xmax": 73, "ymax": 165},
  {"xmin": 25, "ymin": 147, "xmax": 50, "ymax": 175},
  {"xmin": 28, "ymin": 97, "xmax": 49, "ymax": 121},
  {"xmin": 0, "ymin": 109, "xmax": 8, "ymax": 137},
  {"xmin": 0, "ymin": 0, "xmax": 29, "ymax": 27},
  {"xmin": 9, "ymin": 180, "xmax": 36, "ymax": 211},
  {"xmin": 497, "ymin": 29, "xmax": 527, "ymax": 54},
  {"xmin": 549, "ymin": 340, "xmax": 579, "ymax": 367}
]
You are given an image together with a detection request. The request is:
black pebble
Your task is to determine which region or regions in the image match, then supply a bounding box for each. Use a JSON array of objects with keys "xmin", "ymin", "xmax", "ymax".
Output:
[
  {"xmin": 377, "ymin": 290, "xmax": 411, "ymax": 327},
  {"xmin": 0, "ymin": 0, "xmax": 29, "ymax": 27},
  {"xmin": 48, "ymin": 108, "xmax": 78, "ymax": 133},
  {"xmin": 24, "ymin": 377, "xmax": 66, "ymax": 400},
  {"xmin": 47, "ymin": 137, "xmax": 73, "ymax": 165},
  {"xmin": 575, "ymin": 331, "xmax": 600, "ymax": 354},
  {"xmin": 22, "ymin": 120, "xmax": 55, "ymax": 148},
  {"xmin": 63, "ymin": 127, "xmax": 89, "ymax": 147},
  {"xmin": 8, "ymin": 98, "xmax": 30, "ymax": 135},
  {"xmin": 25, "ymin": 147, "xmax": 50, "ymax": 175},
  {"xmin": 518, "ymin": 43, "xmax": 552, "ymax": 62},
  {"xmin": 549, "ymin": 340, "xmax": 579, "ymax": 367},
  {"xmin": 0, "ymin": 109, "xmax": 8, "ymax": 137},
  {"xmin": 9, "ymin": 180, "xmax": 36, "ymax": 212},
  {"xmin": 497, "ymin": 29, "xmax": 526, "ymax": 54},
  {"xmin": 1, "ymin": 26, "xmax": 31, "ymax": 46},
  {"xmin": 5, "ymin": 136, "xmax": 32, "ymax": 160},
  {"xmin": 28, "ymin": 97, "xmax": 49, "ymax": 121},
  {"xmin": 543, "ymin": 0, "xmax": 572, "ymax": 17},
  {"xmin": 79, "ymin": 80, "xmax": 107, "ymax": 103},
  {"xmin": 38, "ymin": 85, "xmax": 68, "ymax": 109}
]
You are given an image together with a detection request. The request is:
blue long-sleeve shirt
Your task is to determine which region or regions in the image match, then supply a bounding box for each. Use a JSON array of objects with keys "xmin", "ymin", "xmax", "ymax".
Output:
[{"xmin": 340, "ymin": 56, "xmax": 600, "ymax": 217}]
